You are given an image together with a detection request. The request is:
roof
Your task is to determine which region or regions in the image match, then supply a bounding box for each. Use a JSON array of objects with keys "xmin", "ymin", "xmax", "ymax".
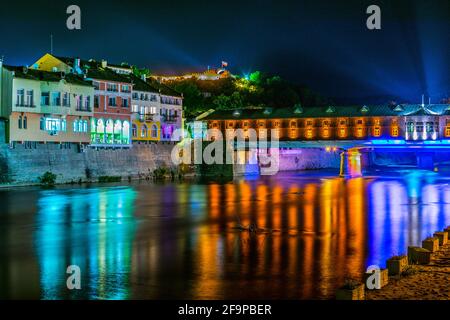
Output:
[
  {"xmin": 85, "ymin": 67, "xmax": 131, "ymax": 83},
  {"xmin": 125, "ymin": 74, "xmax": 158, "ymax": 93},
  {"xmin": 203, "ymin": 104, "xmax": 450, "ymax": 120},
  {"xmin": 146, "ymin": 78, "xmax": 182, "ymax": 97},
  {"xmin": 4, "ymin": 65, "xmax": 93, "ymax": 87}
]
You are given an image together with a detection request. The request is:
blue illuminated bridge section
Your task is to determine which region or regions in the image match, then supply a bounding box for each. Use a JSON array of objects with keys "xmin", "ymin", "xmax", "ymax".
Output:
[{"xmin": 243, "ymin": 139, "xmax": 450, "ymax": 150}]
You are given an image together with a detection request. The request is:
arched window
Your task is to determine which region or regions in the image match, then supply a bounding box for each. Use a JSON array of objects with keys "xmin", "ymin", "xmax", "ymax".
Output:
[
  {"xmin": 83, "ymin": 120, "xmax": 88, "ymax": 132},
  {"xmin": 122, "ymin": 121, "xmax": 130, "ymax": 144},
  {"xmin": 73, "ymin": 120, "xmax": 78, "ymax": 132},
  {"xmin": 105, "ymin": 119, "xmax": 114, "ymax": 144},
  {"xmin": 18, "ymin": 116, "xmax": 22, "ymax": 129},
  {"xmin": 23, "ymin": 116, "xmax": 27, "ymax": 129},
  {"xmin": 132, "ymin": 124, "xmax": 137, "ymax": 137},
  {"xmin": 151, "ymin": 124, "xmax": 158, "ymax": 138},
  {"xmin": 141, "ymin": 124, "xmax": 148, "ymax": 138}
]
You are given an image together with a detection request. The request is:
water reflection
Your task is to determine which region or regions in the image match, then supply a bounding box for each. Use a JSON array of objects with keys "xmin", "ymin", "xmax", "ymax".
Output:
[
  {"xmin": 0, "ymin": 170, "xmax": 449, "ymax": 299},
  {"xmin": 34, "ymin": 187, "xmax": 137, "ymax": 299}
]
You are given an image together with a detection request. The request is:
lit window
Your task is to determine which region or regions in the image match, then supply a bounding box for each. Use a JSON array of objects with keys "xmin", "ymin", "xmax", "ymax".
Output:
[
  {"xmin": 373, "ymin": 127, "xmax": 381, "ymax": 137},
  {"xmin": 306, "ymin": 128, "xmax": 313, "ymax": 139},
  {"xmin": 391, "ymin": 126, "xmax": 399, "ymax": 137}
]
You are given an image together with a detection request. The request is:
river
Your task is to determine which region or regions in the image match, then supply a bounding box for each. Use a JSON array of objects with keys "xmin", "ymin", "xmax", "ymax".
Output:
[{"xmin": 0, "ymin": 169, "xmax": 449, "ymax": 299}]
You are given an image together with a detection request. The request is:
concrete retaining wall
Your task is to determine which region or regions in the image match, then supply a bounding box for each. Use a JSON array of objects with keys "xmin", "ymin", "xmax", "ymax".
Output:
[{"xmin": 0, "ymin": 142, "xmax": 176, "ymax": 184}]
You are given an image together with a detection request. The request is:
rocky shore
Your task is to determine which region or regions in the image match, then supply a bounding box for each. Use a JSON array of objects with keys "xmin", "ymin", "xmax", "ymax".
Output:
[{"xmin": 366, "ymin": 243, "xmax": 450, "ymax": 300}]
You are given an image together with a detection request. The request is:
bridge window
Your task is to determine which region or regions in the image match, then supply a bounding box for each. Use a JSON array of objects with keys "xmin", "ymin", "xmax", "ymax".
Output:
[
  {"xmin": 407, "ymin": 122, "xmax": 414, "ymax": 133},
  {"xmin": 373, "ymin": 127, "xmax": 381, "ymax": 137},
  {"xmin": 339, "ymin": 127, "xmax": 347, "ymax": 138},
  {"xmin": 356, "ymin": 127, "xmax": 363, "ymax": 138},
  {"xmin": 391, "ymin": 126, "xmax": 399, "ymax": 137},
  {"xmin": 416, "ymin": 122, "xmax": 424, "ymax": 133},
  {"xmin": 446, "ymin": 127, "xmax": 450, "ymax": 137}
]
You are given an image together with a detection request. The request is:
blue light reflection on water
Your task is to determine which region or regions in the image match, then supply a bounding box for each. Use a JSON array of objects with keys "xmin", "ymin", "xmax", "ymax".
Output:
[
  {"xmin": 366, "ymin": 171, "xmax": 450, "ymax": 268},
  {"xmin": 34, "ymin": 187, "xmax": 137, "ymax": 299}
]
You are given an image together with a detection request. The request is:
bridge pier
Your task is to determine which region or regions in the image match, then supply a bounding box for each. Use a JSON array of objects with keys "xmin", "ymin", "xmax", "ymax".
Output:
[{"xmin": 340, "ymin": 150, "xmax": 362, "ymax": 178}]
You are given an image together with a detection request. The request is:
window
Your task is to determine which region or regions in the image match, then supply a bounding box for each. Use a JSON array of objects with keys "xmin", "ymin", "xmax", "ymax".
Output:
[
  {"xmin": 44, "ymin": 118, "xmax": 66, "ymax": 134},
  {"xmin": 85, "ymin": 96, "xmax": 90, "ymax": 110},
  {"xmin": 75, "ymin": 95, "xmax": 81, "ymax": 109},
  {"xmin": 62, "ymin": 92, "xmax": 69, "ymax": 106},
  {"xmin": 132, "ymin": 124, "xmax": 137, "ymax": 137},
  {"xmin": 446, "ymin": 126, "xmax": 450, "ymax": 137},
  {"xmin": 323, "ymin": 120, "xmax": 330, "ymax": 126},
  {"xmin": 122, "ymin": 98, "xmax": 129, "ymax": 108},
  {"xmin": 16, "ymin": 89, "xmax": 25, "ymax": 106},
  {"xmin": 132, "ymin": 104, "xmax": 138, "ymax": 113},
  {"xmin": 132, "ymin": 92, "xmax": 139, "ymax": 100},
  {"xmin": 94, "ymin": 95, "xmax": 99, "ymax": 108},
  {"xmin": 51, "ymin": 92, "xmax": 61, "ymax": 106},
  {"xmin": 373, "ymin": 127, "xmax": 381, "ymax": 137},
  {"xmin": 258, "ymin": 122, "xmax": 265, "ymax": 128},
  {"xmin": 339, "ymin": 127, "xmax": 347, "ymax": 138},
  {"xmin": 391, "ymin": 126, "xmax": 399, "ymax": 137},
  {"xmin": 407, "ymin": 122, "xmax": 414, "ymax": 133},
  {"xmin": 339, "ymin": 120, "xmax": 346, "ymax": 126},
  {"xmin": 41, "ymin": 92, "xmax": 50, "ymax": 106},
  {"xmin": 122, "ymin": 85, "xmax": 130, "ymax": 93},
  {"xmin": 290, "ymin": 121, "xmax": 297, "ymax": 128},
  {"xmin": 141, "ymin": 124, "xmax": 148, "ymax": 138},
  {"xmin": 107, "ymin": 83, "xmax": 118, "ymax": 92},
  {"xmin": 306, "ymin": 128, "xmax": 313, "ymax": 139},
  {"xmin": 18, "ymin": 116, "xmax": 22, "ymax": 129},
  {"xmin": 356, "ymin": 127, "xmax": 363, "ymax": 137},
  {"xmin": 151, "ymin": 124, "xmax": 158, "ymax": 138},
  {"xmin": 426, "ymin": 122, "xmax": 434, "ymax": 132},
  {"xmin": 73, "ymin": 120, "xmax": 88, "ymax": 133},
  {"xmin": 26, "ymin": 90, "xmax": 33, "ymax": 107},
  {"xmin": 416, "ymin": 122, "xmax": 424, "ymax": 133},
  {"xmin": 356, "ymin": 119, "xmax": 363, "ymax": 125},
  {"xmin": 93, "ymin": 81, "xmax": 100, "ymax": 90},
  {"xmin": 109, "ymin": 97, "xmax": 117, "ymax": 107}
]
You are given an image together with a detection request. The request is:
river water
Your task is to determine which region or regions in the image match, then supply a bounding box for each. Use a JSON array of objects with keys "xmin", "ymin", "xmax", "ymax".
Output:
[{"xmin": 0, "ymin": 170, "xmax": 449, "ymax": 299}]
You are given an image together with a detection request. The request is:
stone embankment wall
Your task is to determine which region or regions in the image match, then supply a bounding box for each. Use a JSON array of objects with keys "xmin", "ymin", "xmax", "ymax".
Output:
[{"xmin": 0, "ymin": 143, "xmax": 176, "ymax": 184}]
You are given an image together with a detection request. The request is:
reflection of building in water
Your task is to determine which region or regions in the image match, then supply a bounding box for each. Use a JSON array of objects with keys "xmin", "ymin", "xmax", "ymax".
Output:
[{"xmin": 34, "ymin": 187, "xmax": 136, "ymax": 299}]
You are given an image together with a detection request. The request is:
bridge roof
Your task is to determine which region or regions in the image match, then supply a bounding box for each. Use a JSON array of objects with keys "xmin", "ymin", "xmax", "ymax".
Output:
[{"xmin": 203, "ymin": 104, "xmax": 450, "ymax": 120}]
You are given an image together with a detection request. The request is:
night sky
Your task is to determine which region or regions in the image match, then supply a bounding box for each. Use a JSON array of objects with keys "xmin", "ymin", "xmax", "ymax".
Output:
[{"xmin": 0, "ymin": 0, "xmax": 448, "ymax": 103}]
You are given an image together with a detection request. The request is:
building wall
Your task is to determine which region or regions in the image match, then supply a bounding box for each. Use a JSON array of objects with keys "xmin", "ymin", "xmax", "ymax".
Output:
[
  {"xmin": 132, "ymin": 120, "xmax": 160, "ymax": 142},
  {"xmin": 9, "ymin": 113, "xmax": 91, "ymax": 143},
  {"xmin": 91, "ymin": 80, "xmax": 132, "ymax": 146}
]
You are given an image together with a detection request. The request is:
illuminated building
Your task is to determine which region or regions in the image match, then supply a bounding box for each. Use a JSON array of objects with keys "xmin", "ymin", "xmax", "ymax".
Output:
[
  {"xmin": 32, "ymin": 55, "xmax": 133, "ymax": 147},
  {"xmin": 0, "ymin": 64, "xmax": 94, "ymax": 146},
  {"xmin": 203, "ymin": 104, "xmax": 450, "ymax": 141},
  {"xmin": 33, "ymin": 54, "xmax": 184, "ymax": 143},
  {"xmin": 128, "ymin": 75, "xmax": 161, "ymax": 142}
]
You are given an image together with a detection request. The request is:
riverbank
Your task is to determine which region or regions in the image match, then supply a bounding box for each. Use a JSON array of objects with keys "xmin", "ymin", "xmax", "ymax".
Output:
[{"xmin": 366, "ymin": 243, "xmax": 450, "ymax": 300}]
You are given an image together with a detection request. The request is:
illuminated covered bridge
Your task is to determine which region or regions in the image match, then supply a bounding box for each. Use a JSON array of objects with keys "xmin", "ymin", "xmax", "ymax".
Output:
[{"xmin": 201, "ymin": 103, "xmax": 450, "ymax": 176}]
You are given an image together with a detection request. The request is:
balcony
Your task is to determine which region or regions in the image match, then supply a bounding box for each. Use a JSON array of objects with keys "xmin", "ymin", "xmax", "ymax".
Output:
[
  {"xmin": 76, "ymin": 107, "xmax": 92, "ymax": 112},
  {"xmin": 161, "ymin": 115, "xmax": 179, "ymax": 123}
]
